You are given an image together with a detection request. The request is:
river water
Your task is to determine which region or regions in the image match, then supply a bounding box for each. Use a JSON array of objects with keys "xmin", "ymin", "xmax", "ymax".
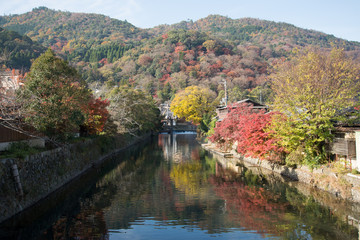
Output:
[{"xmin": 1, "ymin": 133, "xmax": 360, "ymax": 239}]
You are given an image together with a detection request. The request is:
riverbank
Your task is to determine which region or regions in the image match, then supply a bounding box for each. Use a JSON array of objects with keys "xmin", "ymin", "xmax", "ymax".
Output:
[
  {"xmin": 0, "ymin": 133, "xmax": 152, "ymax": 223},
  {"xmin": 202, "ymin": 142, "xmax": 360, "ymax": 203}
]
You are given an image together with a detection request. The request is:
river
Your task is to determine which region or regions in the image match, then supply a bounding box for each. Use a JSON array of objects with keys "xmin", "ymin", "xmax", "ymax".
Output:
[{"xmin": 0, "ymin": 133, "xmax": 359, "ymax": 239}]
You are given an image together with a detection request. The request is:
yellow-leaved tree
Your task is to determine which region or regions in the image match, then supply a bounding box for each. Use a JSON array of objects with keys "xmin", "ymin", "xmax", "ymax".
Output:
[
  {"xmin": 269, "ymin": 47, "xmax": 360, "ymax": 166},
  {"xmin": 170, "ymin": 86, "xmax": 215, "ymax": 124}
]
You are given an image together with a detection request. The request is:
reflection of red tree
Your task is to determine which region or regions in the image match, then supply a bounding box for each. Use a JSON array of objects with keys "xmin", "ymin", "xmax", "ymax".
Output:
[
  {"xmin": 209, "ymin": 168, "xmax": 288, "ymax": 236},
  {"xmin": 191, "ymin": 148, "xmax": 200, "ymax": 161}
]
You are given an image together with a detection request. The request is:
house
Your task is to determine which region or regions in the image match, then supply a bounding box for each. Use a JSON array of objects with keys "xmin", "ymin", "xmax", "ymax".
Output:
[
  {"xmin": 0, "ymin": 123, "xmax": 45, "ymax": 151},
  {"xmin": 159, "ymin": 102, "xmax": 176, "ymax": 126},
  {"xmin": 215, "ymin": 99, "xmax": 268, "ymax": 121},
  {"xmin": 0, "ymin": 69, "xmax": 23, "ymax": 95},
  {"xmin": 328, "ymin": 126, "xmax": 357, "ymax": 166}
]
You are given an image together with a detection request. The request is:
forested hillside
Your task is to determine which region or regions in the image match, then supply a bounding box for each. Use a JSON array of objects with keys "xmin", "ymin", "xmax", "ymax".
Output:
[
  {"xmin": 1, "ymin": 7, "xmax": 359, "ymax": 103},
  {"xmin": 0, "ymin": 27, "xmax": 45, "ymax": 69},
  {"xmin": 0, "ymin": 7, "xmax": 145, "ymax": 70},
  {"xmin": 151, "ymin": 15, "xmax": 360, "ymax": 49}
]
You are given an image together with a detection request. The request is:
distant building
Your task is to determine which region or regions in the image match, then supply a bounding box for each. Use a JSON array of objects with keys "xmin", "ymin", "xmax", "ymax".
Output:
[
  {"xmin": 159, "ymin": 102, "xmax": 177, "ymax": 126},
  {"xmin": 215, "ymin": 99, "xmax": 268, "ymax": 121},
  {"xmin": 0, "ymin": 69, "xmax": 23, "ymax": 95}
]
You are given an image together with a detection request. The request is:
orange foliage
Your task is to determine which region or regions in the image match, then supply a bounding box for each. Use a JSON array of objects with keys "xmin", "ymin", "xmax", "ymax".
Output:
[
  {"xmin": 174, "ymin": 44, "xmax": 185, "ymax": 53},
  {"xmin": 83, "ymin": 97, "xmax": 110, "ymax": 135}
]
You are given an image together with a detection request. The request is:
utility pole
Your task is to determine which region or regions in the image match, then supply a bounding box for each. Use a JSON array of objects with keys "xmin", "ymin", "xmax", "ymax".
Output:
[{"xmin": 222, "ymin": 79, "xmax": 228, "ymax": 107}]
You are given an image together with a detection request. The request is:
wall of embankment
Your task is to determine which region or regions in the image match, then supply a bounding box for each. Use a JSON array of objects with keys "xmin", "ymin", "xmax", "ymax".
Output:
[
  {"xmin": 0, "ymin": 133, "xmax": 151, "ymax": 223},
  {"xmin": 202, "ymin": 142, "xmax": 360, "ymax": 204}
]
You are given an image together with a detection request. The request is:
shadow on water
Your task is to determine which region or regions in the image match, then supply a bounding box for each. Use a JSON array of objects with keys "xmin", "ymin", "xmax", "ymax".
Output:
[{"xmin": 0, "ymin": 133, "xmax": 359, "ymax": 239}]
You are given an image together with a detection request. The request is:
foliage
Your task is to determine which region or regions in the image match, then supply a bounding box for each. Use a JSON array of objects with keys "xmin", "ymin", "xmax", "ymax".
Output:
[
  {"xmin": 1, "ymin": 141, "xmax": 44, "ymax": 159},
  {"xmin": 198, "ymin": 113, "xmax": 216, "ymax": 136},
  {"xmin": 2, "ymin": 8, "xmax": 360, "ymax": 107},
  {"xmin": 0, "ymin": 27, "xmax": 45, "ymax": 69},
  {"xmin": 0, "ymin": 7, "xmax": 142, "ymax": 47},
  {"xmin": 106, "ymin": 86, "xmax": 160, "ymax": 135},
  {"xmin": 170, "ymin": 86, "xmax": 216, "ymax": 124},
  {"xmin": 157, "ymin": 82, "xmax": 174, "ymax": 102},
  {"xmin": 18, "ymin": 49, "xmax": 91, "ymax": 138},
  {"xmin": 269, "ymin": 48, "xmax": 360, "ymax": 164},
  {"xmin": 209, "ymin": 103, "xmax": 284, "ymax": 161},
  {"xmin": 82, "ymin": 97, "xmax": 110, "ymax": 135},
  {"xmin": 65, "ymin": 43, "xmax": 133, "ymax": 64}
]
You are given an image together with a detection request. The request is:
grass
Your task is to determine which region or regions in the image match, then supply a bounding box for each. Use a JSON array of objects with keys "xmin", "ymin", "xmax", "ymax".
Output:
[{"xmin": 0, "ymin": 142, "xmax": 45, "ymax": 159}]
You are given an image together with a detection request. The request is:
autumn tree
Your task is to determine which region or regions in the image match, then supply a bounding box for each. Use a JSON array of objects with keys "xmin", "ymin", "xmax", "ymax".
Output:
[
  {"xmin": 209, "ymin": 103, "xmax": 284, "ymax": 161},
  {"xmin": 81, "ymin": 96, "xmax": 110, "ymax": 135},
  {"xmin": 18, "ymin": 49, "xmax": 91, "ymax": 138},
  {"xmin": 269, "ymin": 48, "xmax": 360, "ymax": 165},
  {"xmin": 106, "ymin": 86, "xmax": 160, "ymax": 135},
  {"xmin": 170, "ymin": 86, "xmax": 216, "ymax": 124}
]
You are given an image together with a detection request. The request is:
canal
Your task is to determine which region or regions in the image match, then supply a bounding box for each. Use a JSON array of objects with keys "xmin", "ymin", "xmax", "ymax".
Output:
[{"xmin": 1, "ymin": 133, "xmax": 359, "ymax": 239}]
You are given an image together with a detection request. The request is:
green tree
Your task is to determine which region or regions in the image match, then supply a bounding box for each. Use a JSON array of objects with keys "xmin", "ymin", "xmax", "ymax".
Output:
[
  {"xmin": 19, "ymin": 49, "xmax": 91, "ymax": 138},
  {"xmin": 158, "ymin": 82, "xmax": 174, "ymax": 102},
  {"xmin": 269, "ymin": 48, "xmax": 360, "ymax": 164},
  {"xmin": 107, "ymin": 86, "xmax": 160, "ymax": 134},
  {"xmin": 170, "ymin": 86, "xmax": 215, "ymax": 124}
]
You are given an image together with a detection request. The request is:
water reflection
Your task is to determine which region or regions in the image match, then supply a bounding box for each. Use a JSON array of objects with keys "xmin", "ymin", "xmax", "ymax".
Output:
[
  {"xmin": 0, "ymin": 133, "xmax": 359, "ymax": 239},
  {"xmin": 158, "ymin": 132, "xmax": 198, "ymax": 162}
]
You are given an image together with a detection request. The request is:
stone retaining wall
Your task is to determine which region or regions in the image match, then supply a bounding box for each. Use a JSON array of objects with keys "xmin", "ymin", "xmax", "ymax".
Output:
[{"xmin": 0, "ymin": 134, "xmax": 150, "ymax": 223}]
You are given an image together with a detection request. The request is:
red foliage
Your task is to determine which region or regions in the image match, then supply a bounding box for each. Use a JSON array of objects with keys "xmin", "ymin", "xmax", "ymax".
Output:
[
  {"xmin": 174, "ymin": 44, "xmax": 185, "ymax": 53},
  {"xmin": 162, "ymin": 34, "xmax": 168, "ymax": 40},
  {"xmin": 98, "ymin": 58, "xmax": 108, "ymax": 65},
  {"xmin": 83, "ymin": 97, "xmax": 110, "ymax": 135},
  {"xmin": 138, "ymin": 55, "xmax": 153, "ymax": 66},
  {"xmin": 159, "ymin": 73, "xmax": 170, "ymax": 82},
  {"xmin": 188, "ymin": 60, "xmax": 197, "ymax": 66},
  {"xmin": 209, "ymin": 103, "xmax": 284, "ymax": 161},
  {"xmin": 226, "ymin": 70, "xmax": 237, "ymax": 78}
]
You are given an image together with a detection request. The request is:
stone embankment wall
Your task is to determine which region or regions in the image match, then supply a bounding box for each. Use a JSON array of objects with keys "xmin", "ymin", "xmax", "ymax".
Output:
[
  {"xmin": 202, "ymin": 142, "xmax": 360, "ymax": 203},
  {"xmin": 0, "ymin": 134, "xmax": 149, "ymax": 223}
]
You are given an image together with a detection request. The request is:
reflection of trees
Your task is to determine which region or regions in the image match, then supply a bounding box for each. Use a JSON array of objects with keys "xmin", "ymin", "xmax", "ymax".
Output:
[
  {"xmin": 45, "ymin": 208, "xmax": 109, "ymax": 240},
  {"xmin": 169, "ymin": 154, "xmax": 215, "ymax": 197},
  {"xmin": 210, "ymin": 166, "xmax": 288, "ymax": 237},
  {"xmin": 170, "ymin": 162, "xmax": 206, "ymax": 195},
  {"xmin": 6, "ymin": 135, "xmax": 358, "ymax": 239},
  {"xmin": 284, "ymin": 188, "xmax": 358, "ymax": 240},
  {"xmin": 210, "ymin": 163, "xmax": 358, "ymax": 239}
]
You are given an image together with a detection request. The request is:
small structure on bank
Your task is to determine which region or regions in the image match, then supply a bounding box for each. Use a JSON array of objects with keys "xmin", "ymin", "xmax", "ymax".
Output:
[
  {"xmin": 215, "ymin": 99, "xmax": 268, "ymax": 122},
  {"xmin": 0, "ymin": 122, "xmax": 45, "ymax": 151},
  {"xmin": 329, "ymin": 126, "xmax": 357, "ymax": 168}
]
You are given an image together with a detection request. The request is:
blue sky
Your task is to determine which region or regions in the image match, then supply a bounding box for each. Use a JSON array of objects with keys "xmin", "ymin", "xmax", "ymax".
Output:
[{"xmin": 1, "ymin": 0, "xmax": 359, "ymax": 42}]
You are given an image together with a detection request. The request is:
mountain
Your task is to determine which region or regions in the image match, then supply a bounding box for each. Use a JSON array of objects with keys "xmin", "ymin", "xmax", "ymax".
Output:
[
  {"xmin": 1, "ymin": 8, "xmax": 359, "ymax": 103},
  {"xmin": 151, "ymin": 15, "xmax": 360, "ymax": 51},
  {"xmin": 0, "ymin": 27, "xmax": 45, "ymax": 69},
  {"xmin": 0, "ymin": 6, "xmax": 147, "ymax": 50}
]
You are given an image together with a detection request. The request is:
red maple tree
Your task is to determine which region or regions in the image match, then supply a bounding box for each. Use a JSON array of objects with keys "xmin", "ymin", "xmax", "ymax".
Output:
[
  {"xmin": 209, "ymin": 103, "xmax": 284, "ymax": 161},
  {"xmin": 82, "ymin": 97, "xmax": 110, "ymax": 135}
]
